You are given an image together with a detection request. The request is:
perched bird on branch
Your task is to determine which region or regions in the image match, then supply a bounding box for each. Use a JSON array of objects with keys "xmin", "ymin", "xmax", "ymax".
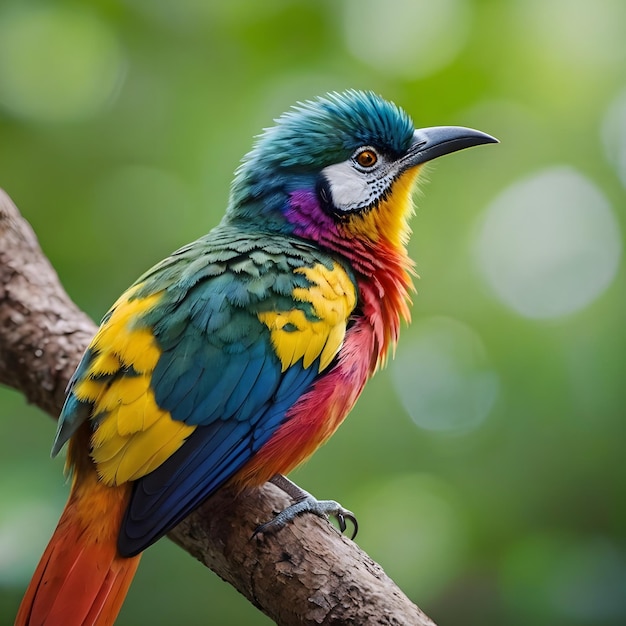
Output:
[{"xmin": 16, "ymin": 90, "xmax": 496, "ymax": 625}]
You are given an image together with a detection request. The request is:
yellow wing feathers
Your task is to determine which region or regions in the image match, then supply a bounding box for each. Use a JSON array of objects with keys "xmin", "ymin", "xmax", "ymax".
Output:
[
  {"xmin": 89, "ymin": 288, "xmax": 162, "ymax": 374},
  {"xmin": 72, "ymin": 285, "xmax": 195, "ymax": 486},
  {"xmin": 258, "ymin": 262, "xmax": 357, "ymax": 372}
]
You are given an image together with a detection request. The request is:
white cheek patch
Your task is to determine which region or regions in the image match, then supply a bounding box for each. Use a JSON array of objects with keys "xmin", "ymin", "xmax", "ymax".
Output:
[{"xmin": 321, "ymin": 160, "xmax": 373, "ymax": 212}]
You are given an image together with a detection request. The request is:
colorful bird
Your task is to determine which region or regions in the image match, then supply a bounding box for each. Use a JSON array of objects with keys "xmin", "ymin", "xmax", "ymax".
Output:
[{"xmin": 16, "ymin": 90, "xmax": 496, "ymax": 625}]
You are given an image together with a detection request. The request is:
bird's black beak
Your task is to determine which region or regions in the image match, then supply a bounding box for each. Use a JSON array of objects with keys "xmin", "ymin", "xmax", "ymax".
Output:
[{"xmin": 405, "ymin": 126, "xmax": 498, "ymax": 167}]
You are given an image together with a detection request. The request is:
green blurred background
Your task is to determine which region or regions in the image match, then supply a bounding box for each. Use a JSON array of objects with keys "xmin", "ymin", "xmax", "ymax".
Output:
[{"xmin": 1, "ymin": 0, "xmax": 625, "ymax": 624}]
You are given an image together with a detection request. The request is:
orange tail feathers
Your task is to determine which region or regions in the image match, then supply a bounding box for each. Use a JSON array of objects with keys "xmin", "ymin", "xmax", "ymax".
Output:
[{"xmin": 15, "ymin": 447, "xmax": 140, "ymax": 626}]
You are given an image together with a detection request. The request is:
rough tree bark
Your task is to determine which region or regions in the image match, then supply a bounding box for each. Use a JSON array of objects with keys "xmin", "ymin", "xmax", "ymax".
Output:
[{"xmin": 0, "ymin": 188, "xmax": 437, "ymax": 626}]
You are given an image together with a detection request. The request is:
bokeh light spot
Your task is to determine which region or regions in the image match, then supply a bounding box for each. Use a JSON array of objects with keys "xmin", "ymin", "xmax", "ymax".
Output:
[
  {"xmin": 514, "ymin": 0, "xmax": 626, "ymax": 69},
  {"xmin": 474, "ymin": 167, "xmax": 621, "ymax": 319},
  {"xmin": 0, "ymin": 6, "xmax": 125, "ymax": 122},
  {"xmin": 342, "ymin": 0, "xmax": 471, "ymax": 80},
  {"xmin": 392, "ymin": 317, "xmax": 498, "ymax": 433},
  {"xmin": 602, "ymin": 87, "xmax": 626, "ymax": 188}
]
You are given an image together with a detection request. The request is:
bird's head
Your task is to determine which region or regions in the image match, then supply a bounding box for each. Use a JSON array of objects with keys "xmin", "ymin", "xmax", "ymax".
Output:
[{"xmin": 227, "ymin": 90, "xmax": 496, "ymax": 253}]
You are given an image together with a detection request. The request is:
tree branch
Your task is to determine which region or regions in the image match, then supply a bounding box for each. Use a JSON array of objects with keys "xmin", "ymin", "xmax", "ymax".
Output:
[{"xmin": 0, "ymin": 188, "xmax": 436, "ymax": 626}]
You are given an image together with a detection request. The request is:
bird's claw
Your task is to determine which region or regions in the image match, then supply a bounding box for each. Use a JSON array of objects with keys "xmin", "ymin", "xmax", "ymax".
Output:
[
  {"xmin": 253, "ymin": 495, "xmax": 358, "ymax": 540},
  {"xmin": 334, "ymin": 507, "xmax": 358, "ymax": 538}
]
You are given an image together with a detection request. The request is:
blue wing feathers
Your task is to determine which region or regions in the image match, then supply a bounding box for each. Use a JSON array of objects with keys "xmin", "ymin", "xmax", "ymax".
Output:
[
  {"xmin": 229, "ymin": 355, "xmax": 282, "ymax": 425},
  {"xmin": 120, "ymin": 357, "xmax": 317, "ymax": 553},
  {"xmin": 224, "ymin": 351, "xmax": 273, "ymax": 420},
  {"xmin": 119, "ymin": 422, "xmax": 255, "ymax": 555}
]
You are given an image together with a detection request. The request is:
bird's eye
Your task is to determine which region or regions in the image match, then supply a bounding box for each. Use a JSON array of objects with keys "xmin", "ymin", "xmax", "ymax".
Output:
[{"xmin": 354, "ymin": 149, "xmax": 378, "ymax": 168}]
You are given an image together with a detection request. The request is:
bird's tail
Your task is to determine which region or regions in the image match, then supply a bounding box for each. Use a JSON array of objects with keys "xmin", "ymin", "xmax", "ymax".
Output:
[{"xmin": 15, "ymin": 435, "xmax": 140, "ymax": 626}]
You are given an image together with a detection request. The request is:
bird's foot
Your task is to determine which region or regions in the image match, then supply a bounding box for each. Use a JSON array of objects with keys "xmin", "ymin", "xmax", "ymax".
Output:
[
  {"xmin": 253, "ymin": 474, "xmax": 358, "ymax": 539},
  {"xmin": 254, "ymin": 495, "xmax": 358, "ymax": 539}
]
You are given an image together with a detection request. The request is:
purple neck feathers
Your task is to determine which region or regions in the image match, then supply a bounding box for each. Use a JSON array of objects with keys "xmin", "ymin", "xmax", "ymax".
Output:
[{"xmin": 287, "ymin": 189, "xmax": 374, "ymax": 275}]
